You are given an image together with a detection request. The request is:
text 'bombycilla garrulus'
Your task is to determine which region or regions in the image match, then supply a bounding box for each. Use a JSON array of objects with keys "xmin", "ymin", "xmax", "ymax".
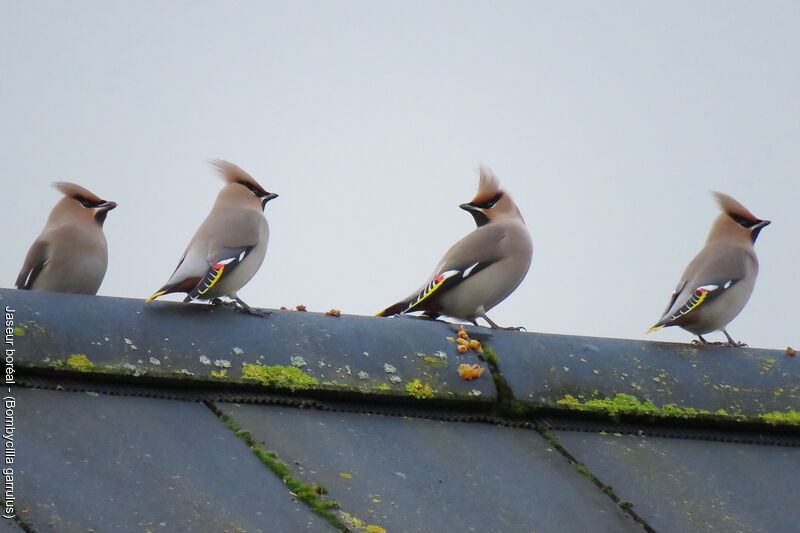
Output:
[
  {"xmin": 647, "ymin": 192, "xmax": 770, "ymax": 345},
  {"xmin": 376, "ymin": 166, "xmax": 533, "ymax": 328},
  {"xmin": 16, "ymin": 182, "xmax": 117, "ymax": 295},
  {"xmin": 146, "ymin": 160, "xmax": 277, "ymax": 316}
]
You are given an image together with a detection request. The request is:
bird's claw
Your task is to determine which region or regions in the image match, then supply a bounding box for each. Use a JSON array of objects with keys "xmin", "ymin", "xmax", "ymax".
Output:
[
  {"xmin": 234, "ymin": 306, "xmax": 272, "ymax": 318},
  {"xmin": 210, "ymin": 298, "xmax": 236, "ymax": 308}
]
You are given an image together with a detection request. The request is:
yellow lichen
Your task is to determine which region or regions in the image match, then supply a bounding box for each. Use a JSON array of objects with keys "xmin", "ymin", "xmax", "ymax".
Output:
[
  {"xmin": 67, "ymin": 354, "xmax": 94, "ymax": 372},
  {"xmin": 405, "ymin": 379, "xmax": 434, "ymax": 399},
  {"xmin": 338, "ymin": 511, "xmax": 387, "ymax": 533},
  {"xmin": 240, "ymin": 364, "xmax": 318, "ymax": 390}
]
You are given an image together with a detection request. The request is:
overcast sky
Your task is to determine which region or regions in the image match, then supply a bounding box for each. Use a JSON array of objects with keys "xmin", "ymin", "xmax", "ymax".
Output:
[{"xmin": 2, "ymin": 2, "xmax": 797, "ymax": 350}]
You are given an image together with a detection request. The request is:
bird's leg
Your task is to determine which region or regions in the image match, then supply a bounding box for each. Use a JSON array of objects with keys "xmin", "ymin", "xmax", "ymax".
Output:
[
  {"xmin": 233, "ymin": 296, "xmax": 272, "ymax": 318},
  {"xmin": 722, "ymin": 329, "xmax": 747, "ymax": 347},
  {"xmin": 692, "ymin": 335, "xmax": 708, "ymax": 345},
  {"xmin": 480, "ymin": 313, "xmax": 526, "ymax": 331},
  {"xmin": 210, "ymin": 297, "xmax": 236, "ymax": 308}
]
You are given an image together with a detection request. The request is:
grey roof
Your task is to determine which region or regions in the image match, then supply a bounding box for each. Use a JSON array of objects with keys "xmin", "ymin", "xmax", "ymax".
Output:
[{"xmin": 5, "ymin": 288, "xmax": 800, "ymax": 533}]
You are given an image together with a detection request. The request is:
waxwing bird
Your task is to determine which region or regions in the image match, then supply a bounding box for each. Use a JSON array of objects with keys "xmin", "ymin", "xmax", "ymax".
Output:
[
  {"xmin": 376, "ymin": 166, "xmax": 533, "ymax": 328},
  {"xmin": 16, "ymin": 182, "xmax": 117, "ymax": 295},
  {"xmin": 146, "ymin": 160, "xmax": 278, "ymax": 316},
  {"xmin": 647, "ymin": 192, "xmax": 770, "ymax": 346}
]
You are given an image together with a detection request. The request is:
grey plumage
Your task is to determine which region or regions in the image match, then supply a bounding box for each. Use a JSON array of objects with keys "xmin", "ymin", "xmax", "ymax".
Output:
[
  {"xmin": 146, "ymin": 160, "xmax": 278, "ymax": 315},
  {"xmin": 16, "ymin": 182, "xmax": 117, "ymax": 295},
  {"xmin": 376, "ymin": 166, "xmax": 532, "ymax": 328},
  {"xmin": 648, "ymin": 192, "xmax": 770, "ymax": 345}
]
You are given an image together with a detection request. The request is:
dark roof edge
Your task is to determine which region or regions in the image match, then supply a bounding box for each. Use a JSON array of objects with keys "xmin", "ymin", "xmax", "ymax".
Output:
[{"xmin": 4, "ymin": 288, "xmax": 798, "ymax": 428}]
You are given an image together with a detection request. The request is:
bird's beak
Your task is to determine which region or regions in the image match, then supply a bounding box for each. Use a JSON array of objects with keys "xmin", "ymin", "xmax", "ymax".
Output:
[
  {"xmin": 459, "ymin": 202, "xmax": 479, "ymax": 212},
  {"xmin": 749, "ymin": 219, "xmax": 771, "ymax": 243},
  {"xmin": 261, "ymin": 192, "xmax": 278, "ymax": 209},
  {"xmin": 97, "ymin": 201, "xmax": 117, "ymax": 211}
]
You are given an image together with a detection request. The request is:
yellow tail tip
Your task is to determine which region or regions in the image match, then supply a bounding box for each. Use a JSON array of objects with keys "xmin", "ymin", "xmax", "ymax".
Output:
[
  {"xmin": 645, "ymin": 325, "xmax": 664, "ymax": 334},
  {"xmin": 145, "ymin": 290, "xmax": 166, "ymax": 303}
]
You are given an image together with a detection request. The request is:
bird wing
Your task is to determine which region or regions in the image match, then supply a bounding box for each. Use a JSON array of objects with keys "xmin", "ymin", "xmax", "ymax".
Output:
[
  {"xmin": 147, "ymin": 208, "xmax": 265, "ymax": 301},
  {"xmin": 400, "ymin": 260, "xmax": 497, "ymax": 314},
  {"xmin": 376, "ymin": 224, "xmax": 506, "ymax": 316},
  {"xmin": 650, "ymin": 245, "xmax": 753, "ymax": 330},
  {"xmin": 186, "ymin": 245, "xmax": 256, "ymax": 301},
  {"xmin": 431, "ymin": 223, "xmax": 508, "ymax": 274},
  {"xmin": 15, "ymin": 239, "xmax": 49, "ymax": 290}
]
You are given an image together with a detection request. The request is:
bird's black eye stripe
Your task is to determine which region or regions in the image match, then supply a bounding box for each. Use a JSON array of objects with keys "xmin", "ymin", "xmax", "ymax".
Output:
[
  {"xmin": 730, "ymin": 213, "xmax": 759, "ymax": 228},
  {"xmin": 237, "ymin": 180, "xmax": 266, "ymax": 197},
  {"xmin": 73, "ymin": 195, "xmax": 102, "ymax": 208},
  {"xmin": 471, "ymin": 192, "xmax": 504, "ymax": 210}
]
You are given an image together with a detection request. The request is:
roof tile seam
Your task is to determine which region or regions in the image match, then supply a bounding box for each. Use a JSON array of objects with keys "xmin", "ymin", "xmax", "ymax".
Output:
[
  {"xmin": 534, "ymin": 425, "xmax": 655, "ymax": 533},
  {"xmin": 203, "ymin": 401, "xmax": 351, "ymax": 532},
  {"xmin": 0, "ymin": 496, "xmax": 37, "ymax": 532},
  {"xmin": 18, "ymin": 377, "xmax": 800, "ymax": 448}
]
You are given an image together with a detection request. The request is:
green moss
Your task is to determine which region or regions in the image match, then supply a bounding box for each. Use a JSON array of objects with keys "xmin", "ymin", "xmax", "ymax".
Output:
[
  {"xmin": 557, "ymin": 393, "xmax": 714, "ymax": 418},
  {"xmin": 557, "ymin": 394, "xmax": 800, "ymax": 427},
  {"xmin": 420, "ymin": 356, "xmax": 448, "ymax": 367},
  {"xmin": 372, "ymin": 384, "xmax": 391, "ymax": 392},
  {"xmin": 210, "ymin": 369, "xmax": 228, "ymax": 378},
  {"xmin": 67, "ymin": 353, "xmax": 95, "ymax": 372},
  {"xmin": 405, "ymin": 379, "xmax": 435, "ymax": 399},
  {"xmin": 241, "ymin": 364, "xmax": 318, "ymax": 391},
  {"xmin": 210, "ymin": 405, "xmax": 345, "ymax": 531},
  {"xmin": 12, "ymin": 327, "xmax": 25, "ymax": 336},
  {"xmin": 483, "ymin": 345, "xmax": 499, "ymax": 365},
  {"xmin": 482, "ymin": 345, "xmax": 524, "ymax": 417},
  {"xmin": 760, "ymin": 411, "xmax": 800, "ymax": 425},
  {"xmin": 536, "ymin": 427, "xmax": 647, "ymax": 527}
]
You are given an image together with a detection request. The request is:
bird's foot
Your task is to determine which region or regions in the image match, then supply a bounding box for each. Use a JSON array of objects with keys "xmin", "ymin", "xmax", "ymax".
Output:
[
  {"xmin": 727, "ymin": 341, "xmax": 748, "ymax": 348},
  {"xmin": 210, "ymin": 298, "xmax": 236, "ymax": 308},
  {"xmin": 233, "ymin": 297, "xmax": 272, "ymax": 318},
  {"xmin": 692, "ymin": 339, "xmax": 728, "ymax": 346},
  {"xmin": 479, "ymin": 313, "xmax": 525, "ymax": 331},
  {"xmin": 721, "ymin": 329, "xmax": 746, "ymax": 347},
  {"xmin": 234, "ymin": 306, "xmax": 272, "ymax": 318}
]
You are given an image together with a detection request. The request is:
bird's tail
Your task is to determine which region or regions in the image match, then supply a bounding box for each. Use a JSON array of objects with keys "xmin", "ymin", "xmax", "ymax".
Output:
[
  {"xmin": 375, "ymin": 300, "xmax": 411, "ymax": 317},
  {"xmin": 145, "ymin": 276, "xmax": 202, "ymax": 303},
  {"xmin": 645, "ymin": 324, "xmax": 665, "ymax": 334},
  {"xmin": 145, "ymin": 289, "xmax": 168, "ymax": 302}
]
